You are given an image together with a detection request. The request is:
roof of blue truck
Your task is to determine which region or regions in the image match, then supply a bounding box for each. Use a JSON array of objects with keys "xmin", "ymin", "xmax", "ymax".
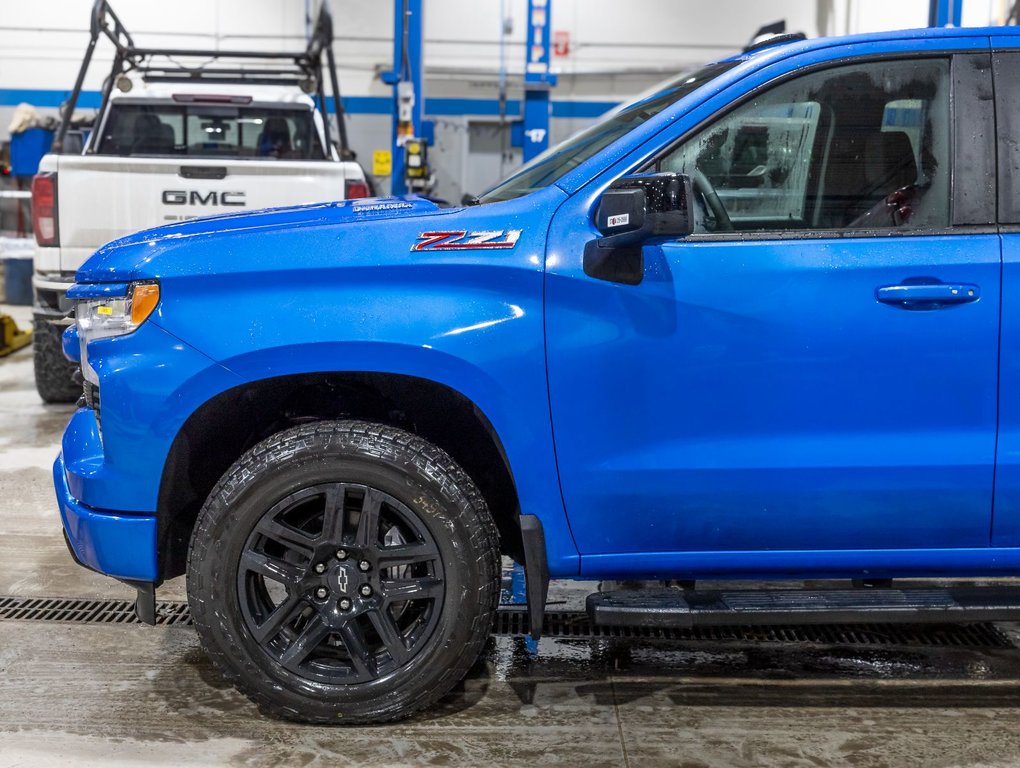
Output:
[{"xmin": 725, "ymin": 24, "xmax": 1020, "ymax": 66}]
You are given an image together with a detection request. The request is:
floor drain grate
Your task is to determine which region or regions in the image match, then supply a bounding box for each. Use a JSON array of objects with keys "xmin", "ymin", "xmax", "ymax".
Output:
[
  {"xmin": 0, "ymin": 596, "xmax": 193, "ymax": 626},
  {"xmin": 0, "ymin": 596, "xmax": 1013, "ymax": 648}
]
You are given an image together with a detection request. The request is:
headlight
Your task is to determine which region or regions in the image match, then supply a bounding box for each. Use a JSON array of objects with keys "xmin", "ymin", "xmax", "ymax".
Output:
[{"xmin": 75, "ymin": 283, "xmax": 160, "ymax": 385}]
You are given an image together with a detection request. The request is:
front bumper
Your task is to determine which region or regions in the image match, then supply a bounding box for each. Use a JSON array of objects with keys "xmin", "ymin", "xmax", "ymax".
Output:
[
  {"xmin": 55, "ymin": 318, "xmax": 240, "ymax": 513},
  {"xmin": 32, "ymin": 271, "xmax": 76, "ymax": 320},
  {"xmin": 54, "ymin": 451, "xmax": 158, "ymax": 582}
]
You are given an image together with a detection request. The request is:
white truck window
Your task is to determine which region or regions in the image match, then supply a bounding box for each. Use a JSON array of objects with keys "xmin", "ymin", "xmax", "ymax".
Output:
[{"xmin": 95, "ymin": 103, "xmax": 327, "ymax": 160}]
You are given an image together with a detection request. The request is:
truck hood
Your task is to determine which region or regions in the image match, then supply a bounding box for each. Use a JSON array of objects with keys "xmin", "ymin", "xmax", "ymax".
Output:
[{"xmin": 76, "ymin": 196, "xmax": 454, "ymax": 283}]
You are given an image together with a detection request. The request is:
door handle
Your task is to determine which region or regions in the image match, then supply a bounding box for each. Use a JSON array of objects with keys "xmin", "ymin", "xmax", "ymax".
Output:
[{"xmin": 876, "ymin": 282, "xmax": 979, "ymax": 309}]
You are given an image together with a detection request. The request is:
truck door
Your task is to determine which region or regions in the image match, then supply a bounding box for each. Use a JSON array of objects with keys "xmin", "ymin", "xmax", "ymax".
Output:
[{"xmin": 546, "ymin": 53, "xmax": 1001, "ymax": 570}]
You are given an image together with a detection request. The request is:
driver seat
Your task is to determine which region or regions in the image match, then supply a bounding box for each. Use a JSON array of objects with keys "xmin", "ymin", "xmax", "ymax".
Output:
[{"xmin": 821, "ymin": 129, "xmax": 918, "ymax": 227}]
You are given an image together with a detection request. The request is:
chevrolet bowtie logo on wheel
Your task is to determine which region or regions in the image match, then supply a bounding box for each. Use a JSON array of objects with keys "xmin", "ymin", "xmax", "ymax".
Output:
[{"xmin": 334, "ymin": 565, "xmax": 349, "ymax": 594}]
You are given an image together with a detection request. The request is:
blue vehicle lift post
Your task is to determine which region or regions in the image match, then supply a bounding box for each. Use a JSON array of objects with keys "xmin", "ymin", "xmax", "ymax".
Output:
[
  {"xmin": 522, "ymin": 0, "xmax": 555, "ymax": 163},
  {"xmin": 383, "ymin": 0, "xmax": 424, "ymax": 196},
  {"xmin": 929, "ymin": 0, "xmax": 963, "ymax": 26}
]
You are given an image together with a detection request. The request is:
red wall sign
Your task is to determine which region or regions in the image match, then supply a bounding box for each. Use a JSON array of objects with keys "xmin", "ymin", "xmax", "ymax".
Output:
[{"xmin": 553, "ymin": 30, "xmax": 570, "ymax": 57}]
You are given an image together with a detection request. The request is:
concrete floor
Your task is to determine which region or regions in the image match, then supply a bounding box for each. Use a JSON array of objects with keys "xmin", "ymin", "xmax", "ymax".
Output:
[{"xmin": 7, "ymin": 303, "xmax": 1020, "ymax": 767}]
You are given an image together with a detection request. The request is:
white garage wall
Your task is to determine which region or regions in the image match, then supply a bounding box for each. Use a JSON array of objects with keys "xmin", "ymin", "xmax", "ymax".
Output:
[
  {"xmin": 0, "ymin": 1, "xmax": 820, "ymax": 100},
  {"xmin": 824, "ymin": 0, "xmax": 1006, "ymax": 33},
  {"xmin": 7, "ymin": 0, "xmax": 1001, "ymax": 108},
  {"xmin": 0, "ymin": 1, "xmax": 310, "ymax": 93},
  {"xmin": 824, "ymin": 0, "xmax": 929, "ymax": 34}
]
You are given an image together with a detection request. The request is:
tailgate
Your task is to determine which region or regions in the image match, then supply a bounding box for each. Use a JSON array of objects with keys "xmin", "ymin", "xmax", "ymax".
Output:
[{"xmin": 56, "ymin": 156, "xmax": 351, "ymax": 253}]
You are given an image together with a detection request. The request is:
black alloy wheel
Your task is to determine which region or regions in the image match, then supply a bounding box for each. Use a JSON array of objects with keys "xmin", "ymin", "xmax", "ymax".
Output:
[{"xmin": 237, "ymin": 483, "xmax": 445, "ymax": 684}]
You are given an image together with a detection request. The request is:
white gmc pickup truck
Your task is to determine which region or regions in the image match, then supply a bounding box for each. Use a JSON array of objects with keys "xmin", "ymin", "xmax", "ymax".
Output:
[{"xmin": 32, "ymin": 0, "xmax": 368, "ymax": 401}]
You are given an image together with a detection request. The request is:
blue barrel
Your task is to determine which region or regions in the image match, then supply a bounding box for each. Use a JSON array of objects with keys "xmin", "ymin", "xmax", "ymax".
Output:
[
  {"xmin": 3, "ymin": 257, "xmax": 33, "ymax": 305},
  {"xmin": 10, "ymin": 128, "xmax": 55, "ymax": 178}
]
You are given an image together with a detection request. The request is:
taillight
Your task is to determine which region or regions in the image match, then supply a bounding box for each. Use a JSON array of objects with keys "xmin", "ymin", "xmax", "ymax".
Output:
[
  {"xmin": 345, "ymin": 178, "xmax": 370, "ymax": 199},
  {"xmin": 31, "ymin": 172, "xmax": 59, "ymax": 247}
]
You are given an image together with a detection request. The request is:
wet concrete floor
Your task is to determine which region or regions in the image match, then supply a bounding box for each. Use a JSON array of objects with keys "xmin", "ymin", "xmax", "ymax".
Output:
[{"xmin": 6, "ymin": 303, "xmax": 1020, "ymax": 766}]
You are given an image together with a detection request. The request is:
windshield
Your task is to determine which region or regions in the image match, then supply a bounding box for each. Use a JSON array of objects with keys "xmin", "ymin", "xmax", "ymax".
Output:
[
  {"xmin": 479, "ymin": 61, "xmax": 738, "ymax": 203},
  {"xmin": 95, "ymin": 102, "xmax": 327, "ymax": 160}
]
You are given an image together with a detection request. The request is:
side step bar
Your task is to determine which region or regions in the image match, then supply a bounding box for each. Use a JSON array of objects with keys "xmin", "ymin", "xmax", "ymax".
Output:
[{"xmin": 587, "ymin": 587, "xmax": 1020, "ymax": 628}]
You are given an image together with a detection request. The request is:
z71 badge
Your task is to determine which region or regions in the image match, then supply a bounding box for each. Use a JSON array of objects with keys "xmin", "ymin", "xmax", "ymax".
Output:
[{"xmin": 412, "ymin": 230, "xmax": 522, "ymax": 251}]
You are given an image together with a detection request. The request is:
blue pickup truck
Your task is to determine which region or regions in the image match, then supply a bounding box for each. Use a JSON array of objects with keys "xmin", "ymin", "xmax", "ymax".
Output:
[{"xmin": 54, "ymin": 25, "xmax": 1020, "ymax": 722}]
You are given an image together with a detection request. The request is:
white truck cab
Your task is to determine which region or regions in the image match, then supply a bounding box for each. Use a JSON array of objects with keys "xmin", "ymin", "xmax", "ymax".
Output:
[{"xmin": 32, "ymin": 0, "xmax": 368, "ymax": 402}]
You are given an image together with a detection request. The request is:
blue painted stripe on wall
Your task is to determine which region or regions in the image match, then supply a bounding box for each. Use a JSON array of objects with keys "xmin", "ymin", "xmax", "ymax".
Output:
[
  {"xmin": 321, "ymin": 96, "xmax": 390, "ymax": 114},
  {"xmin": 0, "ymin": 88, "xmax": 618, "ymax": 119},
  {"xmin": 0, "ymin": 89, "xmax": 103, "ymax": 108}
]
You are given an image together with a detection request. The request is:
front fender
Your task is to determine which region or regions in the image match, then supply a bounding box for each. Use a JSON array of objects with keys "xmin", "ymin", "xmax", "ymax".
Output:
[{"xmin": 195, "ymin": 339, "xmax": 576, "ymax": 575}]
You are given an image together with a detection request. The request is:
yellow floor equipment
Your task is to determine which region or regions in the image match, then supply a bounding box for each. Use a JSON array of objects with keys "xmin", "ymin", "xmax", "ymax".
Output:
[{"xmin": 0, "ymin": 314, "xmax": 32, "ymax": 357}]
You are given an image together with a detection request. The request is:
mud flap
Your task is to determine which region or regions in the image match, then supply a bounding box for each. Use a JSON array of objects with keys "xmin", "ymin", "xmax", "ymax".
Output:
[{"xmin": 520, "ymin": 515, "xmax": 550, "ymax": 640}]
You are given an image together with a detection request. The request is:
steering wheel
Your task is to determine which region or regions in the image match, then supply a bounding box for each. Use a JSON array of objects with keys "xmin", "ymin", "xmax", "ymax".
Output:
[{"xmin": 691, "ymin": 169, "xmax": 733, "ymax": 232}]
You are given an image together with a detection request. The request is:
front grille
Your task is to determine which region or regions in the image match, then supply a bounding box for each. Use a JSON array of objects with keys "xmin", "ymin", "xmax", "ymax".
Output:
[
  {"xmin": 83, "ymin": 380, "xmax": 98, "ymax": 409},
  {"xmin": 83, "ymin": 380, "xmax": 100, "ymax": 426},
  {"xmin": 0, "ymin": 596, "xmax": 1012, "ymax": 648}
]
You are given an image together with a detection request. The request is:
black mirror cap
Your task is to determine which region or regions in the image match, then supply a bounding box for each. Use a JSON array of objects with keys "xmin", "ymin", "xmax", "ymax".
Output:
[
  {"xmin": 596, "ymin": 172, "xmax": 694, "ymax": 238},
  {"xmin": 595, "ymin": 187, "xmax": 647, "ymax": 235}
]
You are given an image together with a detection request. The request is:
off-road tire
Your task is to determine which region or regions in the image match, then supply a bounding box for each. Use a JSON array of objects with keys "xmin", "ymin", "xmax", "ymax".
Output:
[
  {"xmin": 33, "ymin": 318, "xmax": 79, "ymax": 403},
  {"xmin": 187, "ymin": 420, "xmax": 501, "ymax": 724}
]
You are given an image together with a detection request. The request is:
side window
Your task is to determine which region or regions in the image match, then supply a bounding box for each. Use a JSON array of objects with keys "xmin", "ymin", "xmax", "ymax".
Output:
[{"xmin": 660, "ymin": 58, "xmax": 951, "ymax": 234}]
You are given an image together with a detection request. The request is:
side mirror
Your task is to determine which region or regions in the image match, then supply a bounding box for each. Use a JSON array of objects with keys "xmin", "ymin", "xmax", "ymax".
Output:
[
  {"xmin": 585, "ymin": 172, "xmax": 694, "ymax": 285},
  {"xmin": 595, "ymin": 172, "xmax": 693, "ymax": 239},
  {"xmin": 595, "ymin": 187, "xmax": 647, "ymax": 235}
]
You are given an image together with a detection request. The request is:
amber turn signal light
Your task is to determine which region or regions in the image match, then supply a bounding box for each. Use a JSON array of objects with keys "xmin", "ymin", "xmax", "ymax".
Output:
[{"xmin": 131, "ymin": 284, "xmax": 160, "ymax": 325}]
